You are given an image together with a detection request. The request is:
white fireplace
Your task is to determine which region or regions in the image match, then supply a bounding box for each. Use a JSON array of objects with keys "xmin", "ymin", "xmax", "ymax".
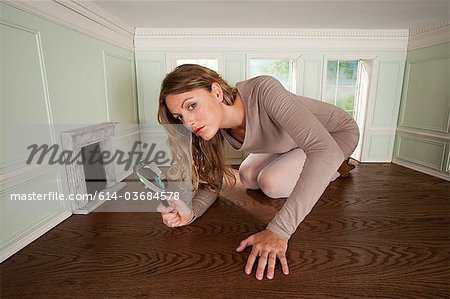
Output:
[{"xmin": 61, "ymin": 123, "xmax": 126, "ymax": 214}]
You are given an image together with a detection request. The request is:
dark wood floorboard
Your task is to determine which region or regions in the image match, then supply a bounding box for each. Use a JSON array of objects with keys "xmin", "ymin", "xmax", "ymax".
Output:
[{"xmin": 1, "ymin": 163, "xmax": 449, "ymax": 298}]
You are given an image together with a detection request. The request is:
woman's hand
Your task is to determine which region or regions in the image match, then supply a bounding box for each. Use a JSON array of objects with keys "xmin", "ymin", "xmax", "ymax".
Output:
[
  {"xmin": 156, "ymin": 199, "xmax": 194, "ymax": 228},
  {"xmin": 236, "ymin": 229, "xmax": 289, "ymax": 280}
]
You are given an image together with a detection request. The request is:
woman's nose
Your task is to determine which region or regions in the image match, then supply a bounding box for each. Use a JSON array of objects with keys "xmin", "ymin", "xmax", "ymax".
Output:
[{"xmin": 182, "ymin": 114, "xmax": 195, "ymax": 128}]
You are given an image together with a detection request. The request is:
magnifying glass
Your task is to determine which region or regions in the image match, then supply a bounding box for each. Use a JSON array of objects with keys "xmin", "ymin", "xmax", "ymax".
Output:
[{"xmin": 133, "ymin": 161, "xmax": 173, "ymax": 210}]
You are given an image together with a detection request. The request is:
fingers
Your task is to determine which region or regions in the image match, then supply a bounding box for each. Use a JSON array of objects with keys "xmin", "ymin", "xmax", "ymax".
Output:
[
  {"xmin": 236, "ymin": 237, "xmax": 252, "ymax": 252},
  {"xmin": 156, "ymin": 203, "xmax": 174, "ymax": 213},
  {"xmin": 163, "ymin": 214, "xmax": 181, "ymax": 227},
  {"xmin": 161, "ymin": 210, "xmax": 180, "ymax": 227},
  {"xmin": 246, "ymin": 250, "xmax": 288, "ymax": 280},
  {"xmin": 165, "ymin": 217, "xmax": 181, "ymax": 227},
  {"xmin": 245, "ymin": 251, "xmax": 257, "ymax": 275},
  {"xmin": 237, "ymin": 230, "xmax": 290, "ymax": 279},
  {"xmin": 255, "ymin": 251, "xmax": 268, "ymax": 280},
  {"xmin": 279, "ymin": 253, "xmax": 290, "ymax": 275},
  {"xmin": 239, "ymin": 237, "xmax": 257, "ymax": 274},
  {"xmin": 266, "ymin": 253, "xmax": 277, "ymax": 279},
  {"xmin": 162, "ymin": 213, "xmax": 177, "ymax": 221}
]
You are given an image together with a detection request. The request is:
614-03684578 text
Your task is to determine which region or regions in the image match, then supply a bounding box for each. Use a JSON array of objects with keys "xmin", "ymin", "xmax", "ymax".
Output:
[{"xmin": 100, "ymin": 191, "xmax": 180, "ymax": 201}]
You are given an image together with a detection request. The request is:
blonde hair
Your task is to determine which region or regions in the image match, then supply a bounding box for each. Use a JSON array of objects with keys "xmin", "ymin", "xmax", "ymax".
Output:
[{"xmin": 158, "ymin": 64, "xmax": 236, "ymax": 192}]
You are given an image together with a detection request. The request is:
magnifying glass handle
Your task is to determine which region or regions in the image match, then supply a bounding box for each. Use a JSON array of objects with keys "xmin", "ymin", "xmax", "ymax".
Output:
[{"xmin": 160, "ymin": 198, "xmax": 176, "ymax": 214}]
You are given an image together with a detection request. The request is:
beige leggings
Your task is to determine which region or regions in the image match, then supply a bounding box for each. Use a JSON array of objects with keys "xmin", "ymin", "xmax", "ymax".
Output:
[
  {"xmin": 239, "ymin": 148, "xmax": 309, "ymax": 198},
  {"xmin": 239, "ymin": 130, "xmax": 359, "ymax": 199}
]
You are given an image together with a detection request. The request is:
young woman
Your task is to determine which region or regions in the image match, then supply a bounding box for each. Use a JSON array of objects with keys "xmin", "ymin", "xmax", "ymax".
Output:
[{"xmin": 156, "ymin": 64, "xmax": 359, "ymax": 280}]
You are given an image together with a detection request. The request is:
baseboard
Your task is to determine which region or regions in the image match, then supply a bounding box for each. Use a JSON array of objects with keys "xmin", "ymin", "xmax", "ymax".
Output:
[
  {"xmin": 393, "ymin": 158, "xmax": 450, "ymax": 181},
  {"xmin": 0, "ymin": 210, "xmax": 72, "ymax": 263}
]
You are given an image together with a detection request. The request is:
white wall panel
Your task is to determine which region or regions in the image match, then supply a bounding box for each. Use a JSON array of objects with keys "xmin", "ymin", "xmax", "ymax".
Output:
[
  {"xmin": 103, "ymin": 52, "xmax": 138, "ymax": 126},
  {"xmin": 364, "ymin": 131, "xmax": 395, "ymax": 162},
  {"xmin": 0, "ymin": 21, "xmax": 55, "ymax": 173},
  {"xmin": 399, "ymin": 58, "xmax": 449, "ymax": 133},
  {"xmin": 395, "ymin": 134, "xmax": 446, "ymax": 171},
  {"xmin": 302, "ymin": 60, "xmax": 322, "ymax": 99},
  {"xmin": 372, "ymin": 62, "xmax": 403, "ymax": 127},
  {"xmin": 136, "ymin": 59, "xmax": 165, "ymax": 126}
]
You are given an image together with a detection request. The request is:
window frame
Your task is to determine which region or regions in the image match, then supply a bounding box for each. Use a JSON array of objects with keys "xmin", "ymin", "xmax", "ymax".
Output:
[
  {"xmin": 321, "ymin": 54, "xmax": 377, "ymax": 116},
  {"xmin": 322, "ymin": 57, "xmax": 360, "ymax": 117},
  {"xmin": 166, "ymin": 53, "xmax": 223, "ymax": 73},
  {"xmin": 245, "ymin": 52, "xmax": 301, "ymax": 94}
]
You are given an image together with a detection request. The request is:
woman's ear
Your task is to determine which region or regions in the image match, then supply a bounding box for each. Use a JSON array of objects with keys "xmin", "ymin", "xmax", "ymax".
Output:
[{"xmin": 211, "ymin": 82, "xmax": 223, "ymax": 102}]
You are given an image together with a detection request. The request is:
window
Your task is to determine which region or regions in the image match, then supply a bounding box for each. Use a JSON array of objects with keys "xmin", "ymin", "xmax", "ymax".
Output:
[
  {"xmin": 323, "ymin": 60, "xmax": 359, "ymax": 117},
  {"xmin": 175, "ymin": 59, "xmax": 219, "ymax": 72},
  {"xmin": 249, "ymin": 58, "xmax": 295, "ymax": 92}
]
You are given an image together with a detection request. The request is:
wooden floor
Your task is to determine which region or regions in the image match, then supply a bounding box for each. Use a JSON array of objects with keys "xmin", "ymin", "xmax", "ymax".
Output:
[{"xmin": 1, "ymin": 163, "xmax": 449, "ymax": 298}]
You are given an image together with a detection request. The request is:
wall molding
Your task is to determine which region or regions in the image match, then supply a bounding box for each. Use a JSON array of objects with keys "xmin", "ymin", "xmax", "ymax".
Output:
[
  {"xmin": 0, "ymin": 209, "xmax": 72, "ymax": 263},
  {"xmin": 399, "ymin": 59, "xmax": 450, "ymax": 133},
  {"xmin": 135, "ymin": 28, "xmax": 409, "ymax": 38},
  {"xmin": 135, "ymin": 28, "xmax": 409, "ymax": 51},
  {"xmin": 102, "ymin": 51, "xmax": 138, "ymax": 124},
  {"xmin": 364, "ymin": 133, "xmax": 395, "ymax": 162},
  {"xmin": 393, "ymin": 158, "xmax": 450, "ymax": 182},
  {"xmin": 2, "ymin": 0, "xmax": 134, "ymax": 50},
  {"xmin": 0, "ymin": 166, "xmax": 70, "ymax": 263},
  {"xmin": 57, "ymin": 0, "xmax": 134, "ymax": 34},
  {"xmin": 371, "ymin": 61, "xmax": 404, "ymax": 127},
  {"xmin": 408, "ymin": 20, "xmax": 450, "ymax": 50},
  {"xmin": 395, "ymin": 134, "xmax": 447, "ymax": 171},
  {"xmin": 396, "ymin": 128, "xmax": 450, "ymax": 140},
  {"xmin": 409, "ymin": 20, "xmax": 450, "ymax": 37}
]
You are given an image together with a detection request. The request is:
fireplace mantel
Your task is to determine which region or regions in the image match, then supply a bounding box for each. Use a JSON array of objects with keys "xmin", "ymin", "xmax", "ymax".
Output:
[{"xmin": 61, "ymin": 122, "xmax": 126, "ymax": 214}]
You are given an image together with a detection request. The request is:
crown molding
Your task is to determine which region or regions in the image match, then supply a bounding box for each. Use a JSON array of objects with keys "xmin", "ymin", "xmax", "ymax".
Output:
[
  {"xmin": 408, "ymin": 20, "xmax": 450, "ymax": 50},
  {"xmin": 409, "ymin": 20, "xmax": 449, "ymax": 36},
  {"xmin": 54, "ymin": 0, "xmax": 135, "ymax": 35},
  {"xmin": 2, "ymin": 0, "xmax": 134, "ymax": 50},
  {"xmin": 134, "ymin": 28, "xmax": 409, "ymax": 51},
  {"xmin": 135, "ymin": 27, "xmax": 409, "ymax": 38}
]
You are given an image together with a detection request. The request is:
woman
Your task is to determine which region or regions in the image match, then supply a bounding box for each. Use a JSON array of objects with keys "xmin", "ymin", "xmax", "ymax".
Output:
[{"xmin": 156, "ymin": 64, "xmax": 359, "ymax": 280}]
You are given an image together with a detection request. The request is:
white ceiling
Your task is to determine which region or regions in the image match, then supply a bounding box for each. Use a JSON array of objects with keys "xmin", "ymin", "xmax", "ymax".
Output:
[{"xmin": 93, "ymin": 0, "xmax": 449, "ymax": 29}]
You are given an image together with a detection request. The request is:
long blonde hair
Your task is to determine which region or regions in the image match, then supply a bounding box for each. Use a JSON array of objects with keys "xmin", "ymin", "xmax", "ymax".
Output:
[{"xmin": 158, "ymin": 64, "xmax": 236, "ymax": 192}]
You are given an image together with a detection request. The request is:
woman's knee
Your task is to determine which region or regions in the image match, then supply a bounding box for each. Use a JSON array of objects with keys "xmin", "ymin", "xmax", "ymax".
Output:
[
  {"xmin": 257, "ymin": 171, "xmax": 290, "ymax": 198},
  {"xmin": 238, "ymin": 163, "xmax": 259, "ymax": 190}
]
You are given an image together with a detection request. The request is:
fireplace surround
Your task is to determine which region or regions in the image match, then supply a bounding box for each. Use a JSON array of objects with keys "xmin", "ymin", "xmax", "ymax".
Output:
[{"xmin": 61, "ymin": 123, "xmax": 126, "ymax": 214}]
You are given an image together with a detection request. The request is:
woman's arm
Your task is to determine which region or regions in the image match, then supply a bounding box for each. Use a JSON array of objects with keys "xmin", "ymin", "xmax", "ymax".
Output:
[
  {"xmin": 257, "ymin": 76, "xmax": 345, "ymax": 239},
  {"xmin": 190, "ymin": 188, "xmax": 219, "ymax": 219},
  {"xmin": 158, "ymin": 170, "xmax": 223, "ymax": 227},
  {"xmin": 191, "ymin": 169, "xmax": 223, "ymax": 219}
]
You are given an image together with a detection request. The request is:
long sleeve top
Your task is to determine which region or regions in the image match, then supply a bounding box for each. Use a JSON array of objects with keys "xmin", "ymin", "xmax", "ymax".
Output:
[{"xmin": 191, "ymin": 75, "xmax": 359, "ymax": 239}]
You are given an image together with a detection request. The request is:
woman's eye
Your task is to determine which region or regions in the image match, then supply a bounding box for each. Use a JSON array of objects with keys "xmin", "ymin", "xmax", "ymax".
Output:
[
  {"xmin": 175, "ymin": 115, "xmax": 183, "ymax": 121},
  {"xmin": 187, "ymin": 103, "xmax": 197, "ymax": 110}
]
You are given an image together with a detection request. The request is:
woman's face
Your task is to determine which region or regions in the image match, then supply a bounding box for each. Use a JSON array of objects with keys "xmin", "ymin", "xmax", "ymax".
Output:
[{"xmin": 165, "ymin": 83, "xmax": 224, "ymax": 141}]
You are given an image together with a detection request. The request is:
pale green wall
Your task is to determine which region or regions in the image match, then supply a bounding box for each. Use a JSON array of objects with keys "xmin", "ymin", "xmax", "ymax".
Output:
[
  {"xmin": 394, "ymin": 42, "xmax": 450, "ymax": 179},
  {"xmin": 0, "ymin": 2, "xmax": 138, "ymax": 262}
]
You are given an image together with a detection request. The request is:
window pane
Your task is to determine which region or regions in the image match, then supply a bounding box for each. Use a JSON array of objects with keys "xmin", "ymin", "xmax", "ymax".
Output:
[
  {"xmin": 176, "ymin": 59, "xmax": 219, "ymax": 71},
  {"xmin": 323, "ymin": 86, "xmax": 336, "ymax": 104},
  {"xmin": 249, "ymin": 59, "xmax": 291, "ymax": 90},
  {"xmin": 338, "ymin": 60, "xmax": 358, "ymax": 86},
  {"xmin": 324, "ymin": 59, "xmax": 359, "ymax": 118},
  {"xmin": 327, "ymin": 60, "xmax": 338, "ymax": 86},
  {"xmin": 336, "ymin": 86, "xmax": 356, "ymax": 116}
]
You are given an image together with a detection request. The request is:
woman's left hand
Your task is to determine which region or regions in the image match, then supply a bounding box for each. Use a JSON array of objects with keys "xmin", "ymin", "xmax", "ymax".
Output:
[{"xmin": 235, "ymin": 229, "xmax": 289, "ymax": 280}]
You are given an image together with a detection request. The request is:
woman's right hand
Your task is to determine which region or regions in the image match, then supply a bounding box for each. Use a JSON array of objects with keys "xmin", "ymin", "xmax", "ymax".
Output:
[{"xmin": 156, "ymin": 199, "xmax": 194, "ymax": 227}]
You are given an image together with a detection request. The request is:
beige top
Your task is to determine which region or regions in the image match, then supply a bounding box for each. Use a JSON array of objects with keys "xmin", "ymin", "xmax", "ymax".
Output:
[{"xmin": 192, "ymin": 76, "xmax": 359, "ymax": 239}]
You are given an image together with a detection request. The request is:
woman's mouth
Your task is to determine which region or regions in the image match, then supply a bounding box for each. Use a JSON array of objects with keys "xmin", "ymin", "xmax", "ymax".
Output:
[{"xmin": 193, "ymin": 126, "xmax": 204, "ymax": 134}]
